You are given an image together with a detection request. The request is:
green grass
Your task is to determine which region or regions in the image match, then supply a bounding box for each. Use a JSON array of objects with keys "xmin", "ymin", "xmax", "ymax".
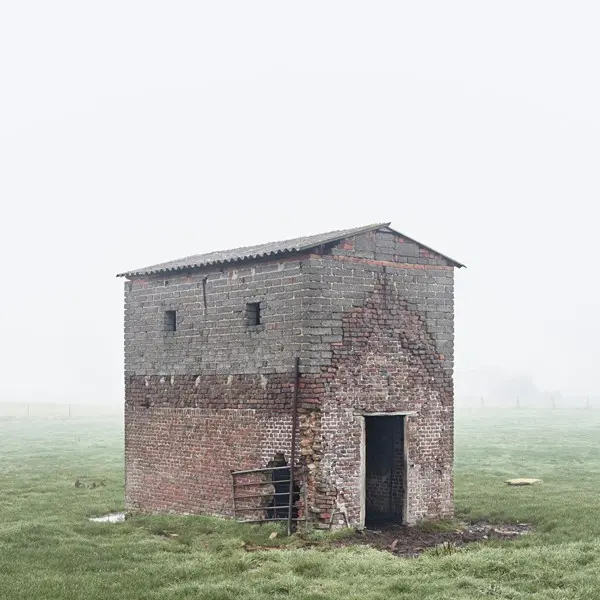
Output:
[{"xmin": 1, "ymin": 409, "xmax": 600, "ymax": 599}]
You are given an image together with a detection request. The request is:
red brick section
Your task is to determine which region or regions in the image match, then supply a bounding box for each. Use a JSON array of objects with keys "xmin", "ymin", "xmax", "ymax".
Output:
[
  {"xmin": 125, "ymin": 407, "xmax": 293, "ymax": 515},
  {"xmin": 125, "ymin": 375, "xmax": 297, "ymax": 515},
  {"xmin": 299, "ymin": 276, "xmax": 454, "ymax": 525}
]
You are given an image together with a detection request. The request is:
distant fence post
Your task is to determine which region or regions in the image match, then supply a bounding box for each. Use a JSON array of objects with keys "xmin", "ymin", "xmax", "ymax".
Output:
[
  {"xmin": 68, "ymin": 404, "xmax": 72, "ymax": 418},
  {"xmin": 516, "ymin": 396, "xmax": 520, "ymax": 409},
  {"xmin": 480, "ymin": 396, "xmax": 484, "ymax": 408}
]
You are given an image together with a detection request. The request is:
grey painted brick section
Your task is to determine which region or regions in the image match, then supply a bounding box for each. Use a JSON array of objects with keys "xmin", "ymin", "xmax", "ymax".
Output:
[{"xmin": 123, "ymin": 226, "xmax": 461, "ymax": 525}]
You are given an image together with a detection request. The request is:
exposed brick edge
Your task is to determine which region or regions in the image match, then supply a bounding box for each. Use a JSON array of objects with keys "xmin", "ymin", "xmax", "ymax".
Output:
[{"xmin": 307, "ymin": 254, "xmax": 454, "ymax": 270}]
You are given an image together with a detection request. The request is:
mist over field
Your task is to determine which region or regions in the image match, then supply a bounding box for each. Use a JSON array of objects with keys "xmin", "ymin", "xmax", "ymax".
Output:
[
  {"xmin": 1, "ymin": 4, "xmax": 599, "ymax": 599},
  {"xmin": 1, "ymin": 2, "xmax": 599, "ymax": 409}
]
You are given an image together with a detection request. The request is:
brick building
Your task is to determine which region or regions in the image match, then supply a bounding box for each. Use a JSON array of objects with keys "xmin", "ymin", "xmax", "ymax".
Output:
[{"xmin": 119, "ymin": 223, "xmax": 463, "ymax": 527}]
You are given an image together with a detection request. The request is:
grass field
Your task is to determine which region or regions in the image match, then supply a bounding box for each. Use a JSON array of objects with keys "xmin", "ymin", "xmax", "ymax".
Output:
[{"xmin": 1, "ymin": 409, "xmax": 600, "ymax": 599}]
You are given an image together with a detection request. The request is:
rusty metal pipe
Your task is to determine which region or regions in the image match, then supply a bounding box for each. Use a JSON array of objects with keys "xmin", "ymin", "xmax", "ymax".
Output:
[{"xmin": 287, "ymin": 357, "xmax": 300, "ymax": 535}]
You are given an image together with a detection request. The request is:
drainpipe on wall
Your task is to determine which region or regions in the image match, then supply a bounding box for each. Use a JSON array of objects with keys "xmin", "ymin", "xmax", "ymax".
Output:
[{"xmin": 287, "ymin": 357, "xmax": 300, "ymax": 536}]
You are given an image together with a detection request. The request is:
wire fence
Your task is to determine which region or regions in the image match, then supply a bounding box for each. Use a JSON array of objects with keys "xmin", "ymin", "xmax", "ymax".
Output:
[
  {"xmin": 457, "ymin": 396, "xmax": 598, "ymax": 410},
  {"xmin": 0, "ymin": 403, "xmax": 122, "ymax": 419},
  {"xmin": 1, "ymin": 397, "xmax": 596, "ymax": 419}
]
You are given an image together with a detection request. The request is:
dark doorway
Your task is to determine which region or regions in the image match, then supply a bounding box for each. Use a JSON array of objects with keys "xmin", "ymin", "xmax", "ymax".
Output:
[{"xmin": 365, "ymin": 415, "xmax": 406, "ymax": 526}]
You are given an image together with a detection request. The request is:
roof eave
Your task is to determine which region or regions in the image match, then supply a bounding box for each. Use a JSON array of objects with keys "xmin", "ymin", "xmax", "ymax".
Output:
[
  {"xmin": 116, "ymin": 221, "xmax": 465, "ymax": 277},
  {"xmin": 116, "ymin": 247, "xmax": 299, "ymax": 278},
  {"xmin": 116, "ymin": 223, "xmax": 390, "ymax": 278}
]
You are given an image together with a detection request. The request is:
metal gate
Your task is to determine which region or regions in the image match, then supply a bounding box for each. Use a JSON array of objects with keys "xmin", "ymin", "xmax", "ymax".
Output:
[{"xmin": 231, "ymin": 465, "xmax": 307, "ymax": 533}]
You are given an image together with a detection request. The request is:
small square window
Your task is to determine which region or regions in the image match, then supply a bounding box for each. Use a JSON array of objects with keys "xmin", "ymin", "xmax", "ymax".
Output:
[
  {"xmin": 245, "ymin": 302, "xmax": 261, "ymax": 326},
  {"xmin": 165, "ymin": 310, "xmax": 177, "ymax": 332}
]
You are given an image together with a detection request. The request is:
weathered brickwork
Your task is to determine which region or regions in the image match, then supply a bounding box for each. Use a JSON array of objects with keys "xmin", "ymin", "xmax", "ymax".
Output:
[
  {"xmin": 125, "ymin": 374, "xmax": 295, "ymax": 410},
  {"xmin": 307, "ymin": 277, "xmax": 454, "ymax": 524},
  {"xmin": 122, "ymin": 226, "xmax": 458, "ymax": 526},
  {"xmin": 125, "ymin": 407, "xmax": 293, "ymax": 515}
]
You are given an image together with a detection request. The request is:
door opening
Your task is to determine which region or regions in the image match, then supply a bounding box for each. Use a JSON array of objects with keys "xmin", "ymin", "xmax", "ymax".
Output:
[{"xmin": 364, "ymin": 415, "xmax": 406, "ymax": 526}]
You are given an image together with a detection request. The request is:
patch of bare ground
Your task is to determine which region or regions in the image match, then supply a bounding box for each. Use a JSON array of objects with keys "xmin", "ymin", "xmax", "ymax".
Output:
[
  {"xmin": 337, "ymin": 521, "xmax": 532, "ymax": 557},
  {"xmin": 240, "ymin": 521, "xmax": 532, "ymax": 556}
]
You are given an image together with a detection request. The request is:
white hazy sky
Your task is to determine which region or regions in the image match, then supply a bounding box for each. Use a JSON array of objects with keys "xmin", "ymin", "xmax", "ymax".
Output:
[{"xmin": 1, "ymin": 1, "xmax": 598, "ymax": 404}]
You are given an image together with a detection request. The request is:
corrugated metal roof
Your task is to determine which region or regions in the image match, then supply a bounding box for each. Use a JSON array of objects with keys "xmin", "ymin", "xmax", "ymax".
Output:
[{"xmin": 117, "ymin": 222, "xmax": 463, "ymax": 277}]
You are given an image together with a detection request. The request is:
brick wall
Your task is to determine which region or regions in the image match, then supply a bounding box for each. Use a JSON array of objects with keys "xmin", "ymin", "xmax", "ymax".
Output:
[
  {"xmin": 125, "ymin": 406, "xmax": 293, "ymax": 514},
  {"xmin": 124, "ymin": 258, "xmax": 306, "ymax": 513},
  {"xmin": 292, "ymin": 230, "xmax": 454, "ymax": 525},
  {"xmin": 123, "ymin": 228, "xmax": 456, "ymax": 524}
]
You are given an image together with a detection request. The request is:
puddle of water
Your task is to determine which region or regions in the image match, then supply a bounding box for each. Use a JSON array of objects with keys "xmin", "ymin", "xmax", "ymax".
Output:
[{"xmin": 89, "ymin": 512, "xmax": 126, "ymax": 523}]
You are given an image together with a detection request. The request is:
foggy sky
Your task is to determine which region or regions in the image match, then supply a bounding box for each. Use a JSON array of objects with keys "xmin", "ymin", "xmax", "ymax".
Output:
[{"xmin": 1, "ymin": 2, "xmax": 598, "ymax": 405}]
